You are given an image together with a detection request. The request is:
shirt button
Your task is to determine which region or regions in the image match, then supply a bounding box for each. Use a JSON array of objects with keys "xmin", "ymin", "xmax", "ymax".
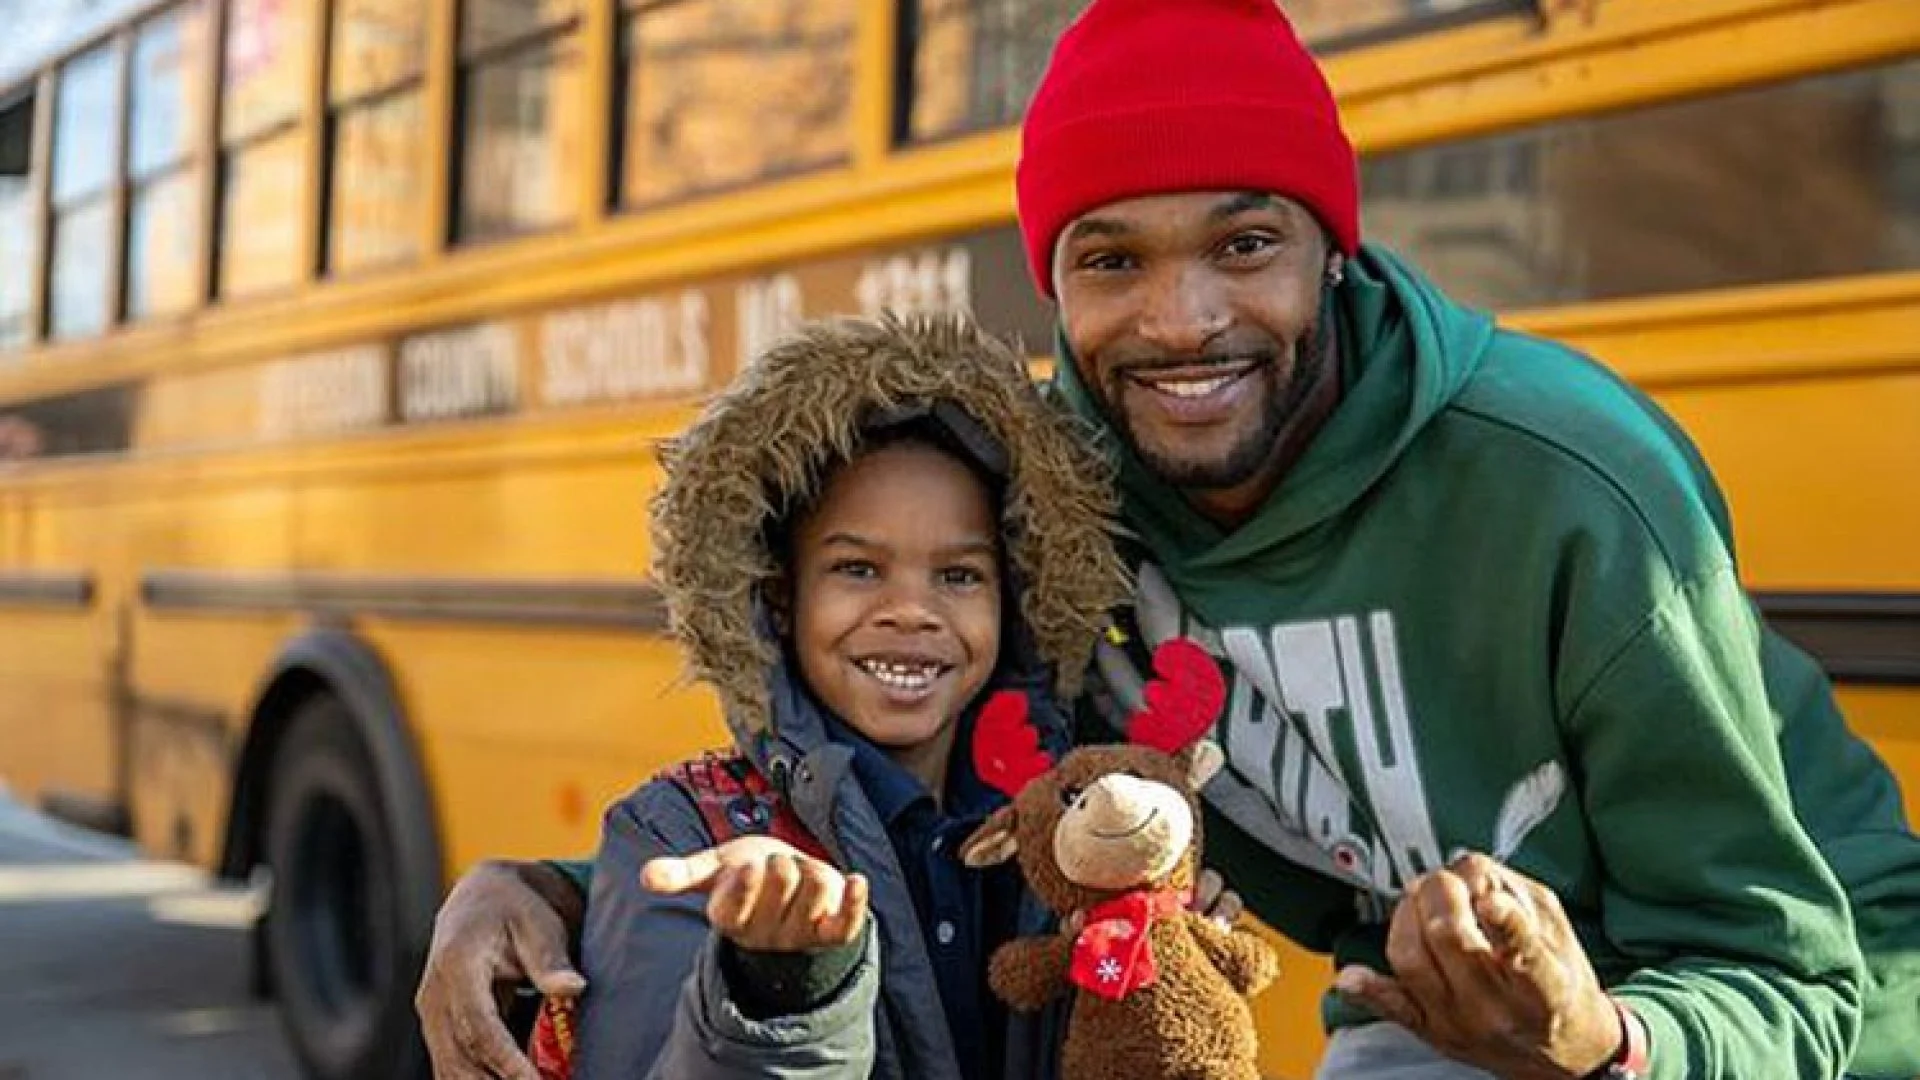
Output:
[{"xmin": 936, "ymin": 920, "xmax": 956, "ymax": 946}]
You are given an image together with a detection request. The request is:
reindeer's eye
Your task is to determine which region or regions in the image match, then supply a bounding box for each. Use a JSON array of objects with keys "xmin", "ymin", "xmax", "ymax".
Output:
[{"xmin": 1060, "ymin": 785, "xmax": 1083, "ymax": 808}]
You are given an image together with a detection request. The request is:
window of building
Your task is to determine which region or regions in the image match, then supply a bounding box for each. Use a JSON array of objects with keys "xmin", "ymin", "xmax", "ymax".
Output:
[
  {"xmin": 455, "ymin": 0, "xmax": 583, "ymax": 240},
  {"xmin": 616, "ymin": 0, "xmax": 856, "ymax": 207},
  {"xmin": 49, "ymin": 44, "xmax": 120, "ymax": 339},
  {"xmin": 0, "ymin": 89, "xmax": 37, "ymax": 352},
  {"xmin": 327, "ymin": 0, "xmax": 427, "ymax": 273},
  {"xmin": 217, "ymin": 0, "xmax": 314, "ymax": 298},
  {"xmin": 127, "ymin": 1, "xmax": 210, "ymax": 319}
]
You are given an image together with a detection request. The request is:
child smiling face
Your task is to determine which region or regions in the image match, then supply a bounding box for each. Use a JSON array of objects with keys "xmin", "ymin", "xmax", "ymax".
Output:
[{"xmin": 788, "ymin": 439, "xmax": 1003, "ymax": 784}]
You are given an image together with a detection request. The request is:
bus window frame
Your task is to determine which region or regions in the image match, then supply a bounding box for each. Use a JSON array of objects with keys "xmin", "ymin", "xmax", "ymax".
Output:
[
  {"xmin": 610, "ymin": 0, "xmax": 860, "ymax": 214},
  {"xmin": 1357, "ymin": 53, "xmax": 1920, "ymax": 312},
  {"xmin": 123, "ymin": 0, "xmax": 211, "ymax": 323},
  {"xmin": 450, "ymin": 2, "xmax": 586, "ymax": 245},
  {"xmin": 214, "ymin": 0, "xmax": 319, "ymax": 303},
  {"xmin": 0, "ymin": 82, "xmax": 44, "ymax": 351},
  {"xmin": 323, "ymin": 0, "xmax": 430, "ymax": 278},
  {"xmin": 1303, "ymin": 0, "xmax": 1538, "ymax": 57},
  {"xmin": 889, "ymin": 0, "xmax": 1542, "ymax": 149},
  {"xmin": 47, "ymin": 39, "xmax": 127, "ymax": 342}
]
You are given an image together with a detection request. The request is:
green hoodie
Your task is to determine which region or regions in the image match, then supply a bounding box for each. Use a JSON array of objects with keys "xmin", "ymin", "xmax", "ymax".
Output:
[{"xmin": 1056, "ymin": 247, "xmax": 1920, "ymax": 1079}]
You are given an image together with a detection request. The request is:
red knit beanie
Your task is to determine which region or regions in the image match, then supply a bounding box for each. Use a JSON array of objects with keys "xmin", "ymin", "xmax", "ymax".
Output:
[{"xmin": 1017, "ymin": 0, "xmax": 1360, "ymax": 297}]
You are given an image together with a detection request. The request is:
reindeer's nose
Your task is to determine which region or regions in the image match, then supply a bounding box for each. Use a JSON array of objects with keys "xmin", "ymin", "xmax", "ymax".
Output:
[{"xmin": 1081, "ymin": 774, "xmax": 1159, "ymax": 831}]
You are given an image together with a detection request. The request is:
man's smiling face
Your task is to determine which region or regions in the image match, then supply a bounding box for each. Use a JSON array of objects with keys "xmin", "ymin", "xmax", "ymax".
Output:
[{"xmin": 1053, "ymin": 190, "xmax": 1335, "ymax": 505}]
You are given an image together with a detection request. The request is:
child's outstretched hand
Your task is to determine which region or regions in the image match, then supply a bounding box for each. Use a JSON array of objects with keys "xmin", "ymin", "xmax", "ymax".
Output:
[{"xmin": 642, "ymin": 836, "xmax": 870, "ymax": 952}]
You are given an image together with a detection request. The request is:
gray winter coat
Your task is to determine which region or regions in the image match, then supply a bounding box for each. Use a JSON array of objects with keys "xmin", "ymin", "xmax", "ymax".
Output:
[{"xmin": 572, "ymin": 666, "xmax": 1072, "ymax": 1080}]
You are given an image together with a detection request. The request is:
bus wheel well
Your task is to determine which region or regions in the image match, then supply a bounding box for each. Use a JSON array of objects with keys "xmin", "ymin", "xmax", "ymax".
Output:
[
  {"xmin": 217, "ymin": 627, "xmax": 441, "ymax": 899},
  {"xmin": 222, "ymin": 667, "xmax": 335, "ymax": 880}
]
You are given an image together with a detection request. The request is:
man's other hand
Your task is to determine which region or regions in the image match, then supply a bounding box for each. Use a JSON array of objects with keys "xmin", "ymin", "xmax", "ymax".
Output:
[
  {"xmin": 1334, "ymin": 852, "xmax": 1623, "ymax": 1080},
  {"xmin": 416, "ymin": 859, "xmax": 586, "ymax": 1080}
]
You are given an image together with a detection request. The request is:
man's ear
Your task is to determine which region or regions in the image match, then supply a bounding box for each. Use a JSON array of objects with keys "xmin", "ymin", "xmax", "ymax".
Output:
[
  {"xmin": 1180, "ymin": 740, "xmax": 1224, "ymax": 791},
  {"xmin": 960, "ymin": 805, "xmax": 1022, "ymax": 868}
]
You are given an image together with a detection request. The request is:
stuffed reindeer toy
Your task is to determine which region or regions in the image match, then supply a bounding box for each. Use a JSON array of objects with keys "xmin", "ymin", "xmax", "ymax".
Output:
[{"xmin": 960, "ymin": 638, "xmax": 1280, "ymax": 1080}]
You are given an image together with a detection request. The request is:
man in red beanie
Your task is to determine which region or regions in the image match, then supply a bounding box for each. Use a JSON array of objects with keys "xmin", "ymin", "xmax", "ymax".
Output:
[{"xmin": 418, "ymin": 3, "xmax": 1920, "ymax": 1079}]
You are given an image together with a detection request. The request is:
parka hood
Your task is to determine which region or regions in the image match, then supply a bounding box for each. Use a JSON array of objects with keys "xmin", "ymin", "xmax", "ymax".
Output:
[{"xmin": 651, "ymin": 314, "xmax": 1129, "ymax": 749}]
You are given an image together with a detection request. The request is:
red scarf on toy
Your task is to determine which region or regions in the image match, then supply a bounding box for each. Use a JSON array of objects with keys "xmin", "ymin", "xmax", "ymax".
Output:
[{"xmin": 1068, "ymin": 887, "xmax": 1191, "ymax": 1001}]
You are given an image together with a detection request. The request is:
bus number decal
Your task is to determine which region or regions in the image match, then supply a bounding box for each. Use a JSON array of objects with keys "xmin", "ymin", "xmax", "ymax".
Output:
[
  {"xmin": 854, "ymin": 246, "xmax": 972, "ymax": 320},
  {"xmin": 736, "ymin": 274, "xmax": 804, "ymax": 371}
]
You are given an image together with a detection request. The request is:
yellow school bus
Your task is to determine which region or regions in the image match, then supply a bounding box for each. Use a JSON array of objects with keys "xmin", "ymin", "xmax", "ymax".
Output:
[{"xmin": 0, "ymin": 1, "xmax": 1913, "ymax": 1077}]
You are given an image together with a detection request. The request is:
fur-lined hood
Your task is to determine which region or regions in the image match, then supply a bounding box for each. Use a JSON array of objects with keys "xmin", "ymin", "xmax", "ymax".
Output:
[{"xmin": 651, "ymin": 314, "xmax": 1128, "ymax": 744}]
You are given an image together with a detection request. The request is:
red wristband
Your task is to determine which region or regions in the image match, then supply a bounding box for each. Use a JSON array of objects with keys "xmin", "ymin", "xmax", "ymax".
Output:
[{"xmin": 1591, "ymin": 996, "xmax": 1650, "ymax": 1079}]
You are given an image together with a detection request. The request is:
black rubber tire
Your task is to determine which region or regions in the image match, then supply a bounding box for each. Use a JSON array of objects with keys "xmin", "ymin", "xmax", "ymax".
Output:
[{"xmin": 263, "ymin": 696, "xmax": 432, "ymax": 1080}]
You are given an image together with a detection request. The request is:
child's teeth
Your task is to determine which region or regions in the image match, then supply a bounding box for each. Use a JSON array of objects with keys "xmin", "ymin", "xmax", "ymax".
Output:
[{"xmin": 861, "ymin": 659, "xmax": 940, "ymax": 689}]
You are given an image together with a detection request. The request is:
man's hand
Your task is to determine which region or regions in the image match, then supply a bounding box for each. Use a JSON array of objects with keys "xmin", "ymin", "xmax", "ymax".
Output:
[
  {"xmin": 1191, "ymin": 866, "xmax": 1245, "ymax": 928},
  {"xmin": 643, "ymin": 836, "xmax": 869, "ymax": 953},
  {"xmin": 1334, "ymin": 853, "xmax": 1623, "ymax": 1080},
  {"xmin": 416, "ymin": 859, "xmax": 586, "ymax": 1080}
]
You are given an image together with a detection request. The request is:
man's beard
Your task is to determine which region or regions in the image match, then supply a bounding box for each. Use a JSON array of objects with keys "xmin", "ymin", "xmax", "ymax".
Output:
[{"xmin": 1106, "ymin": 308, "xmax": 1332, "ymax": 492}]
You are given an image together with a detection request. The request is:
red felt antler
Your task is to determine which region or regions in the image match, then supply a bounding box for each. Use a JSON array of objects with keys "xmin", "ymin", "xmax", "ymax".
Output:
[
  {"xmin": 1126, "ymin": 638, "xmax": 1227, "ymax": 754},
  {"xmin": 974, "ymin": 690, "xmax": 1053, "ymax": 798}
]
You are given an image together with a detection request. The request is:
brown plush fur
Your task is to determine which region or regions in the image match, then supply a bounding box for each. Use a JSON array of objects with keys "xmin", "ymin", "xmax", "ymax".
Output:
[
  {"xmin": 649, "ymin": 313, "xmax": 1130, "ymax": 746},
  {"xmin": 966, "ymin": 743, "xmax": 1280, "ymax": 1080}
]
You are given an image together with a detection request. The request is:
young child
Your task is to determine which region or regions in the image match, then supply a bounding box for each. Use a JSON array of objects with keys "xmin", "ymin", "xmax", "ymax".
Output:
[{"xmin": 567, "ymin": 314, "xmax": 1131, "ymax": 1080}]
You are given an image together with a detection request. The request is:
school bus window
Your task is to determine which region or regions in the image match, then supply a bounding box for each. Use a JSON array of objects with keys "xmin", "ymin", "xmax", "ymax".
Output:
[
  {"xmin": 126, "ymin": 1, "xmax": 209, "ymax": 320},
  {"xmin": 126, "ymin": 171, "xmax": 201, "ymax": 320},
  {"xmin": 218, "ymin": 0, "xmax": 314, "ymax": 298},
  {"xmin": 900, "ymin": 0, "xmax": 1529, "ymax": 144},
  {"xmin": 462, "ymin": 0, "xmax": 581, "ymax": 56},
  {"xmin": 330, "ymin": 92, "xmax": 425, "ymax": 272},
  {"xmin": 0, "ymin": 91, "xmax": 35, "ymax": 352},
  {"xmin": 1281, "ymin": 0, "xmax": 1528, "ymax": 51},
  {"xmin": 1360, "ymin": 56, "xmax": 1920, "ymax": 312},
  {"xmin": 49, "ymin": 44, "xmax": 120, "ymax": 340},
  {"xmin": 901, "ymin": 0, "xmax": 1078, "ymax": 144},
  {"xmin": 219, "ymin": 131, "xmax": 307, "ymax": 298},
  {"xmin": 327, "ymin": 0, "xmax": 428, "ymax": 274},
  {"xmin": 221, "ymin": 0, "xmax": 314, "ymax": 144},
  {"xmin": 455, "ymin": 2, "xmax": 584, "ymax": 240},
  {"xmin": 330, "ymin": 0, "xmax": 427, "ymax": 103},
  {"xmin": 617, "ymin": 0, "xmax": 857, "ymax": 208}
]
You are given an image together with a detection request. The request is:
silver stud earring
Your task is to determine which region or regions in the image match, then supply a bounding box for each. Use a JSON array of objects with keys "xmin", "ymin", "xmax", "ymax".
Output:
[{"xmin": 1325, "ymin": 255, "xmax": 1346, "ymax": 287}]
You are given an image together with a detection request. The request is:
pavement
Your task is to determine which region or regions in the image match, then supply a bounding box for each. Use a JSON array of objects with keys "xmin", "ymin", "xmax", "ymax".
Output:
[{"xmin": 0, "ymin": 789, "xmax": 301, "ymax": 1080}]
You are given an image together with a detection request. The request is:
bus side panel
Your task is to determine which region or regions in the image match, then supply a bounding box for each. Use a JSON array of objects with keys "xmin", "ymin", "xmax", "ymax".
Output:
[
  {"xmin": 0, "ymin": 483, "xmax": 124, "ymax": 817},
  {"xmin": 1838, "ymin": 688, "xmax": 1920, "ymax": 824},
  {"xmin": 0, "ymin": 609, "xmax": 118, "ymax": 807},
  {"xmin": 1652, "ymin": 370, "xmax": 1920, "ymax": 591},
  {"xmin": 130, "ymin": 610, "xmax": 306, "ymax": 867},
  {"xmin": 1250, "ymin": 934, "xmax": 1332, "ymax": 1080},
  {"xmin": 354, "ymin": 622, "xmax": 729, "ymax": 872}
]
